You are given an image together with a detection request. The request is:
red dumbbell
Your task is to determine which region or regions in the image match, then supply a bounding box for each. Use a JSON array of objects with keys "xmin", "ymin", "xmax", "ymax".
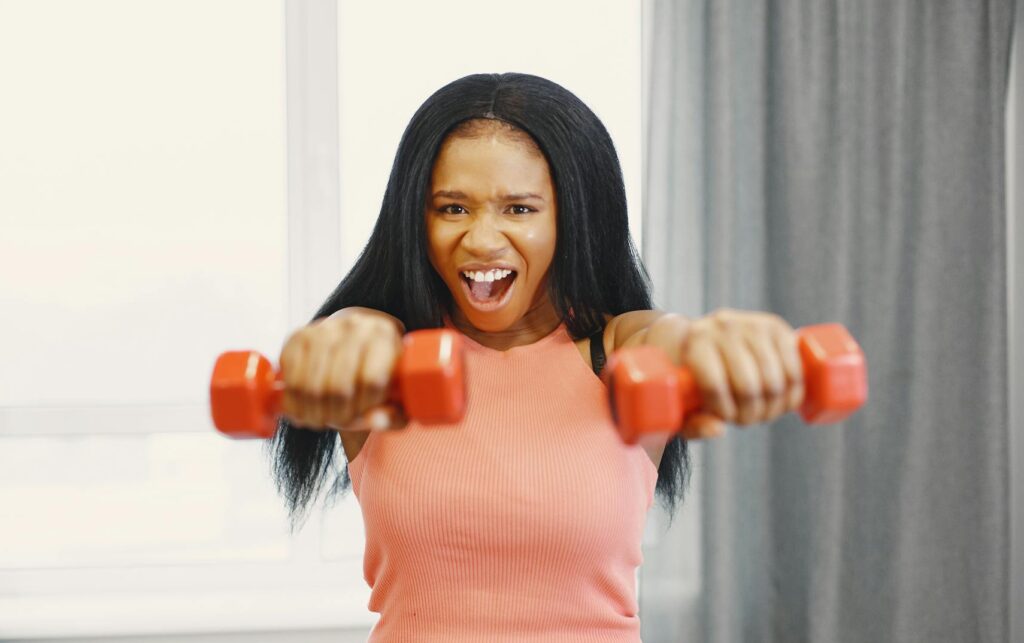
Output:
[
  {"xmin": 210, "ymin": 329, "xmax": 467, "ymax": 439},
  {"xmin": 604, "ymin": 323, "xmax": 868, "ymax": 445}
]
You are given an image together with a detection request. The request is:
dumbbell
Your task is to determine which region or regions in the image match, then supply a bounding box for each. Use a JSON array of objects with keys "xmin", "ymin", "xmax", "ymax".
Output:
[
  {"xmin": 604, "ymin": 323, "xmax": 868, "ymax": 445},
  {"xmin": 209, "ymin": 329, "xmax": 467, "ymax": 439}
]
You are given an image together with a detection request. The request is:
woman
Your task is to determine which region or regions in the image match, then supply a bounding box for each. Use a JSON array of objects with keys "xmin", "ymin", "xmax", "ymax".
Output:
[{"xmin": 269, "ymin": 72, "xmax": 803, "ymax": 641}]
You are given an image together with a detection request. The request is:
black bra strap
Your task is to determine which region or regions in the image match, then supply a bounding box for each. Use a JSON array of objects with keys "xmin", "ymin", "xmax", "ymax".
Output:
[{"xmin": 589, "ymin": 324, "xmax": 607, "ymax": 378}]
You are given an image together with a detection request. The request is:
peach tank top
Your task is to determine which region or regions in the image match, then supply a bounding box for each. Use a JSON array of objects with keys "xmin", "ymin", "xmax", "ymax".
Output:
[{"xmin": 347, "ymin": 319, "xmax": 659, "ymax": 642}]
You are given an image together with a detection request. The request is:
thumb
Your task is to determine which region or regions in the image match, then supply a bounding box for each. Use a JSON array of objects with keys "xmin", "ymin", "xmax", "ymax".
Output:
[{"xmin": 358, "ymin": 405, "xmax": 409, "ymax": 432}]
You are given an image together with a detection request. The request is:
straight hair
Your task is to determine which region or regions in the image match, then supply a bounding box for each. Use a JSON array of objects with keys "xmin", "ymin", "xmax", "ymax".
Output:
[{"xmin": 267, "ymin": 72, "xmax": 691, "ymax": 532}]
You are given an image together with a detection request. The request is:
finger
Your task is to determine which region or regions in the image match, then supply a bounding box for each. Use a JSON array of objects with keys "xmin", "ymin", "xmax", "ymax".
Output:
[
  {"xmin": 305, "ymin": 327, "xmax": 340, "ymax": 398},
  {"xmin": 684, "ymin": 336, "xmax": 736, "ymax": 422},
  {"xmin": 771, "ymin": 324, "xmax": 805, "ymax": 413},
  {"xmin": 353, "ymin": 329, "xmax": 403, "ymax": 419},
  {"xmin": 350, "ymin": 404, "xmax": 407, "ymax": 432},
  {"xmin": 324, "ymin": 394, "xmax": 348, "ymax": 431},
  {"xmin": 302, "ymin": 391, "xmax": 330, "ymax": 430},
  {"xmin": 741, "ymin": 326, "xmax": 786, "ymax": 422},
  {"xmin": 714, "ymin": 331, "xmax": 763, "ymax": 426},
  {"xmin": 325, "ymin": 355, "xmax": 359, "ymax": 429},
  {"xmin": 278, "ymin": 331, "xmax": 304, "ymax": 386},
  {"xmin": 374, "ymin": 404, "xmax": 409, "ymax": 432},
  {"xmin": 281, "ymin": 389, "xmax": 307, "ymax": 428},
  {"xmin": 279, "ymin": 333, "xmax": 309, "ymax": 407},
  {"xmin": 324, "ymin": 324, "xmax": 375, "ymax": 428},
  {"xmin": 680, "ymin": 413, "xmax": 725, "ymax": 440},
  {"xmin": 763, "ymin": 391, "xmax": 787, "ymax": 423}
]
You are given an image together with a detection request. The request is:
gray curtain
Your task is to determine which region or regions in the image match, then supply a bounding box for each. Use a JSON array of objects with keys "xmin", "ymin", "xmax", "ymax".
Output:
[{"xmin": 640, "ymin": 1, "xmax": 1015, "ymax": 642}]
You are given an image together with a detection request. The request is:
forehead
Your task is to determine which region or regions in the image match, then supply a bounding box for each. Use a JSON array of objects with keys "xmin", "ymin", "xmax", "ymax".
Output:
[{"xmin": 431, "ymin": 134, "xmax": 552, "ymax": 193}]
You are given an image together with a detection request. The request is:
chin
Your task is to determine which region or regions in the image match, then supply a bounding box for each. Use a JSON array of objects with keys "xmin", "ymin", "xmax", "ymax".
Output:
[{"xmin": 462, "ymin": 310, "xmax": 514, "ymax": 332}]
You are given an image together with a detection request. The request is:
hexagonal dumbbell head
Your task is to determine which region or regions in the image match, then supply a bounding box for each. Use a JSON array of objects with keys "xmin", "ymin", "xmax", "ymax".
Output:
[
  {"xmin": 210, "ymin": 350, "xmax": 282, "ymax": 439},
  {"xmin": 796, "ymin": 323, "xmax": 868, "ymax": 424},
  {"xmin": 396, "ymin": 329, "xmax": 466, "ymax": 424}
]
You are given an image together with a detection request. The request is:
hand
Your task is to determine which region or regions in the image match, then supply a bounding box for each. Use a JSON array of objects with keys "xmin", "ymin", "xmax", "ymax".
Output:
[
  {"xmin": 679, "ymin": 308, "xmax": 804, "ymax": 439},
  {"xmin": 277, "ymin": 310, "xmax": 408, "ymax": 432}
]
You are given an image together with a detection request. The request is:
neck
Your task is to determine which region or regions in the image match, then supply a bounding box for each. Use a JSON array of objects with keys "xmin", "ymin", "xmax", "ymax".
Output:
[{"xmin": 449, "ymin": 295, "xmax": 563, "ymax": 351}]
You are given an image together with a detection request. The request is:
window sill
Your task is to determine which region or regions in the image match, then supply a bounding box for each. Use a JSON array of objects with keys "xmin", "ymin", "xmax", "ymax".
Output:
[{"xmin": 0, "ymin": 588, "xmax": 378, "ymax": 640}]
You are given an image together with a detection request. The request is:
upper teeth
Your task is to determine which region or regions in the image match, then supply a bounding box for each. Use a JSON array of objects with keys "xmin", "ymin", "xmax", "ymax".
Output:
[{"xmin": 462, "ymin": 269, "xmax": 513, "ymax": 282}]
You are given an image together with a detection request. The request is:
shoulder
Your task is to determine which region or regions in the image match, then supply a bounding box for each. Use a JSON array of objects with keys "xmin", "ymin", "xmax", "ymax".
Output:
[{"xmin": 575, "ymin": 309, "xmax": 685, "ymax": 369}]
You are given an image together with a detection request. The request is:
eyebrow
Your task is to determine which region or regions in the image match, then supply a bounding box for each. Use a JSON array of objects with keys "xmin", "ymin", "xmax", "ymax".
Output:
[{"xmin": 432, "ymin": 190, "xmax": 545, "ymax": 202}]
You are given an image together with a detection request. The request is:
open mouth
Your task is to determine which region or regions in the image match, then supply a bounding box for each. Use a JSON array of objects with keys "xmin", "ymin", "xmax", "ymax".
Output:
[{"xmin": 459, "ymin": 270, "xmax": 517, "ymax": 307}]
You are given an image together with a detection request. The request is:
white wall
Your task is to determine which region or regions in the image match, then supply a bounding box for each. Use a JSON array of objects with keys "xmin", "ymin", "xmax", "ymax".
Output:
[{"xmin": 335, "ymin": 0, "xmax": 644, "ymax": 273}]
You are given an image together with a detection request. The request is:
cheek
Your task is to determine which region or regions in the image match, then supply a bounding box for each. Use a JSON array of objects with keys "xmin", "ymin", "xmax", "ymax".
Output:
[
  {"xmin": 425, "ymin": 226, "xmax": 458, "ymax": 277},
  {"xmin": 521, "ymin": 225, "xmax": 557, "ymax": 270}
]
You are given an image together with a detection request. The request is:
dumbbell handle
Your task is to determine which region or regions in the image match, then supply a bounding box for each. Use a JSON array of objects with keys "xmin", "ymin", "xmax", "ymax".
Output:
[{"xmin": 608, "ymin": 323, "xmax": 868, "ymax": 444}]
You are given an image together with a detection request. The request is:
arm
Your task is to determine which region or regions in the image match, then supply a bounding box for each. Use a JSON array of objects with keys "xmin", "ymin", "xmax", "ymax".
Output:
[{"xmin": 606, "ymin": 310, "xmax": 691, "ymax": 357}]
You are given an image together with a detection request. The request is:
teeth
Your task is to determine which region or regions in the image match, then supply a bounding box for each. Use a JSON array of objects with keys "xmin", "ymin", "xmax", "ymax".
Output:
[{"xmin": 462, "ymin": 269, "xmax": 513, "ymax": 282}]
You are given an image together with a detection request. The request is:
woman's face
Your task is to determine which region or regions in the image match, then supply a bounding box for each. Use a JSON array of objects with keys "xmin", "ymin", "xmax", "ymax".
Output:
[{"xmin": 425, "ymin": 130, "xmax": 557, "ymax": 332}]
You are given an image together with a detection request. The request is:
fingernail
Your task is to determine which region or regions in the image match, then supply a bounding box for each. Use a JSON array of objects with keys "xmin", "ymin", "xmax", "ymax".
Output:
[{"xmin": 368, "ymin": 409, "xmax": 390, "ymax": 431}]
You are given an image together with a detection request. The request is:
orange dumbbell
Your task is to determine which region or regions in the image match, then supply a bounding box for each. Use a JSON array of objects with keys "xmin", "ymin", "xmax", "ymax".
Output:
[
  {"xmin": 604, "ymin": 323, "xmax": 868, "ymax": 445},
  {"xmin": 209, "ymin": 329, "xmax": 467, "ymax": 439}
]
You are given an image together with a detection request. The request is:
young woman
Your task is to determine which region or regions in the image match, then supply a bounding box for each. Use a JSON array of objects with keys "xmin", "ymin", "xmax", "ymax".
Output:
[{"xmin": 269, "ymin": 72, "xmax": 803, "ymax": 642}]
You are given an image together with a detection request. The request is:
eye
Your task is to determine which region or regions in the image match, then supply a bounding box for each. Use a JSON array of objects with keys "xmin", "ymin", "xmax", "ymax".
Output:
[
  {"xmin": 509, "ymin": 205, "xmax": 535, "ymax": 215},
  {"xmin": 439, "ymin": 204, "xmax": 467, "ymax": 215}
]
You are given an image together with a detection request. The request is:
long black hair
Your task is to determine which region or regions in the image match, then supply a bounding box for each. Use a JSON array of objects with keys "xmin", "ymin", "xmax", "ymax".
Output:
[{"xmin": 267, "ymin": 72, "xmax": 691, "ymax": 532}]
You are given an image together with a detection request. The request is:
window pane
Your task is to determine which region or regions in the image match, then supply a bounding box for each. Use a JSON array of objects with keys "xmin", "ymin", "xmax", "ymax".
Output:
[{"xmin": 0, "ymin": 0, "xmax": 288, "ymax": 408}]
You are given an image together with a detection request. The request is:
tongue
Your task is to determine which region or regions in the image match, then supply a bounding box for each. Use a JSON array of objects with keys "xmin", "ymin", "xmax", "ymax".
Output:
[
  {"xmin": 471, "ymin": 280, "xmax": 496, "ymax": 300},
  {"xmin": 469, "ymin": 273, "xmax": 513, "ymax": 301}
]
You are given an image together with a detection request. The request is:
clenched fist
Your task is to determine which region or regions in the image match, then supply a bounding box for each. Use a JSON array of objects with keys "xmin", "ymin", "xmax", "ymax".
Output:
[
  {"xmin": 278, "ymin": 308, "xmax": 409, "ymax": 432},
  {"xmin": 680, "ymin": 308, "xmax": 805, "ymax": 438}
]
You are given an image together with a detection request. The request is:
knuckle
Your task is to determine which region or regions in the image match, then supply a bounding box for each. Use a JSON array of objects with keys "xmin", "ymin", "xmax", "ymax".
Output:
[
  {"xmin": 733, "ymin": 383, "xmax": 760, "ymax": 402},
  {"xmin": 361, "ymin": 379, "xmax": 387, "ymax": 401},
  {"xmin": 763, "ymin": 379, "xmax": 785, "ymax": 397}
]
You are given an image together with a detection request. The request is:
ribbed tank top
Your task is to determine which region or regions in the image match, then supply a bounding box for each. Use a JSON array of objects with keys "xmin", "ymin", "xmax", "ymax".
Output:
[{"xmin": 347, "ymin": 318, "xmax": 659, "ymax": 642}]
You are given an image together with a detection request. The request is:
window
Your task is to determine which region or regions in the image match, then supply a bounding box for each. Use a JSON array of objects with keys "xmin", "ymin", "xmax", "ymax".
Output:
[{"xmin": 0, "ymin": 0, "xmax": 643, "ymax": 638}]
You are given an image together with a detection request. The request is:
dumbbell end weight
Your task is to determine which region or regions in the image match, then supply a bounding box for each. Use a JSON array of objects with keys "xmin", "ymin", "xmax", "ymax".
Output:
[
  {"xmin": 210, "ymin": 351, "xmax": 283, "ymax": 439},
  {"xmin": 796, "ymin": 323, "xmax": 868, "ymax": 424},
  {"xmin": 397, "ymin": 330, "xmax": 467, "ymax": 423}
]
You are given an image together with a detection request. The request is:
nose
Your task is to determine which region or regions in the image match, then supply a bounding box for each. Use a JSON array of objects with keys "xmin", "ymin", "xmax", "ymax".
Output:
[{"xmin": 461, "ymin": 210, "xmax": 509, "ymax": 255}]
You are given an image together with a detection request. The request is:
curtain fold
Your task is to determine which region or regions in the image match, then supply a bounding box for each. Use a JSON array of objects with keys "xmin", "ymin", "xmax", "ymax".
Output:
[{"xmin": 641, "ymin": 1, "xmax": 1014, "ymax": 641}]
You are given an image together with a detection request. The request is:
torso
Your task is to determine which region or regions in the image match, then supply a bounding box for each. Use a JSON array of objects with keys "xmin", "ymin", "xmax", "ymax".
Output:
[{"xmin": 339, "ymin": 321, "xmax": 665, "ymax": 471}]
